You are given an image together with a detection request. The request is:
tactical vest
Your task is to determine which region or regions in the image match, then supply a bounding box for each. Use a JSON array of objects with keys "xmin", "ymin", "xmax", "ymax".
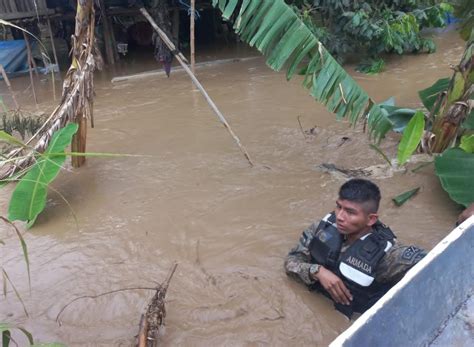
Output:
[{"xmin": 309, "ymin": 212, "xmax": 396, "ymax": 318}]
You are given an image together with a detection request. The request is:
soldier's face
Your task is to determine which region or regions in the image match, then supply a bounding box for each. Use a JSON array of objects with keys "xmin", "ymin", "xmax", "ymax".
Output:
[{"xmin": 335, "ymin": 199, "xmax": 377, "ymax": 235}]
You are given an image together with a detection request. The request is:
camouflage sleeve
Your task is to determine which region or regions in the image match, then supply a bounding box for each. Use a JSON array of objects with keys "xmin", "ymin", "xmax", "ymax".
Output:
[
  {"xmin": 284, "ymin": 221, "xmax": 320, "ymax": 286},
  {"xmin": 375, "ymin": 241, "xmax": 427, "ymax": 284}
]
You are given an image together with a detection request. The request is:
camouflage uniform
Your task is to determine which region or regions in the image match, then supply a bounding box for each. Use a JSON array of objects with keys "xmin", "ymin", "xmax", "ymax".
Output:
[{"xmin": 284, "ymin": 219, "xmax": 427, "ymax": 287}]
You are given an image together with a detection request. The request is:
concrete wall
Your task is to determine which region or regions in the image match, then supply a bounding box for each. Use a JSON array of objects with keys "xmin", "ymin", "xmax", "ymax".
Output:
[{"xmin": 330, "ymin": 216, "xmax": 474, "ymax": 347}]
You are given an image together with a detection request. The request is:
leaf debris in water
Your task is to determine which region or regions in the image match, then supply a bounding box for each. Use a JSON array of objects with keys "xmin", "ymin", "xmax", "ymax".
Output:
[{"xmin": 392, "ymin": 187, "xmax": 420, "ymax": 206}]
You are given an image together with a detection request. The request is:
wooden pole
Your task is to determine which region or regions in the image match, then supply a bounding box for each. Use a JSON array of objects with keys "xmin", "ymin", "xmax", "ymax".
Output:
[
  {"xmin": 22, "ymin": 32, "xmax": 38, "ymax": 106},
  {"xmin": 98, "ymin": 0, "xmax": 115, "ymax": 65},
  {"xmin": 23, "ymin": 32, "xmax": 39, "ymax": 77},
  {"xmin": 190, "ymin": 0, "xmax": 196, "ymax": 73},
  {"xmin": 139, "ymin": 7, "xmax": 254, "ymax": 167},
  {"xmin": 71, "ymin": 114, "xmax": 88, "ymax": 168},
  {"xmin": 0, "ymin": 64, "xmax": 20, "ymax": 110},
  {"xmin": 46, "ymin": 17, "xmax": 62, "ymax": 82},
  {"xmin": 172, "ymin": 8, "xmax": 180, "ymax": 42}
]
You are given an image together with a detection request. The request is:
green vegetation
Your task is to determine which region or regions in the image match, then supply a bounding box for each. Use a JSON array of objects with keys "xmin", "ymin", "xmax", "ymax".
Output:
[
  {"xmin": 289, "ymin": 0, "xmax": 453, "ymax": 72},
  {"xmin": 7, "ymin": 124, "xmax": 79, "ymax": 227}
]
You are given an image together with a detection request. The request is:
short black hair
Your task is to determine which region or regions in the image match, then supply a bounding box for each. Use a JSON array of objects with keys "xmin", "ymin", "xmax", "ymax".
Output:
[{"xmin": 338, "ymin": 179, "xmax": 381, "ymax": 213}]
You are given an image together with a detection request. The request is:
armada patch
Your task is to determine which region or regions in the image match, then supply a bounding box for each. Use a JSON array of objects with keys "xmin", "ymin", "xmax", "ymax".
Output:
[
  {"xmin": 402, "ymin": 246, "xmax": 422, "ymax": 261},
  {"xmin": 345, "ymin": 256, "xmax": 372, "ymax": 273}
]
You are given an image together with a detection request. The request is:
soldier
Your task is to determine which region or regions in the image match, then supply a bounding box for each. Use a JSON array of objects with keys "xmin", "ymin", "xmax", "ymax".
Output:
[{"xmin": 284, "ymin": 178, "xmax": 426, "ymax": 318}]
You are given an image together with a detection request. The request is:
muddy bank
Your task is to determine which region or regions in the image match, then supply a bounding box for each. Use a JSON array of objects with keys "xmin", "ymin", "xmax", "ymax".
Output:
[{"xmin": 0, "ymin": 29, "xmax": 465, "ymax": 346}]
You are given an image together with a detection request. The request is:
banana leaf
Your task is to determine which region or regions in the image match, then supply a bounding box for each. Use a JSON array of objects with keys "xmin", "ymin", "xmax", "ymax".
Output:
[
  {"xmin": 397, "ymin": 111, "xmax": 425, "ymax": 165},
  {"xmin": 392, "ymin": 187, "xmax": 420, "ymax": 206},
  {"xmin": 463, "ymin": 109, "xmax": 474, "ymax": 129},
  {"xmin": 8, "ymin": 123, "xmax": 79, "ymax": 226},
  {"xmin": 418, "ymin": 77, "xmax": 450, "ymax": 112},
  {"xmin": 434, "ymin": 148, "xmax": 474, "ymax": 207},
  {"xmin": 213, "ymin": 0, "xmax": 394, "ymax": 142},
  {"xmin": 460, "ymin": 134, "xmax": 474, "ymax": 153}
]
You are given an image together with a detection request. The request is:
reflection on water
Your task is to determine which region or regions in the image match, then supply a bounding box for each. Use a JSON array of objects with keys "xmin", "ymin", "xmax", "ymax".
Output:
[{"xmin": 0, "ymin": 29, "xmax": 465, "ymax": 346}]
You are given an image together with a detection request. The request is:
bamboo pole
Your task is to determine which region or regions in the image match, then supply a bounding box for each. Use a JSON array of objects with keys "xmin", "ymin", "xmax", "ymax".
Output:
[
  {"xmin": 98, "ymin": 0, "xmax": 116, "ymax": 65},
  {"xmin": 45, "ymin": 17, "xmax": 58, "ymax": 101},
  {"xmin": 0, "ymin": 64, "xmax": 20, "ymax": 110},
  {"xmin": 139, "ymin": 7, "xmax": 254, "ymax": 167},
  {"xmin": 22, "ymin": 32, "xmax": 38, "ymax": 106},
  {"xmin": 46, "ymin": 17, "xmax": 62, "ymax": 82},
  {"xmin": 23, "ymin": 32, "xmax": 39, "ymax": 77},
  {"xmin": 190, "ymin": 0, "xmax": 196, "ymax": 73}
]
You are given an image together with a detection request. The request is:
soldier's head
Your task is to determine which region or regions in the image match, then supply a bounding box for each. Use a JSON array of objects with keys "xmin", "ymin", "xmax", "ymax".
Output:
[{"xmin": 335, "ymin": 179, "xmax": 381, "ymax": 236}]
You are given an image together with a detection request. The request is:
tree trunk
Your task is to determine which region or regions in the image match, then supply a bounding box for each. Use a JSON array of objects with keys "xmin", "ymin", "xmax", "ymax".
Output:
[
  {"xmin": 431, "ymin": 39, "xmax": 473, "ymax": 153},
  {"xmin": 70, "ymin": 0, "xmax": 95, "ymax": 168}
]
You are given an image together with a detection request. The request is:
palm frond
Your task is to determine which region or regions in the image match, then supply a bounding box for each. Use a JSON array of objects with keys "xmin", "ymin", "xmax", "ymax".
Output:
[{"xmin": 213, "ymin": 0, "xmax": 393, "ymax": 142}]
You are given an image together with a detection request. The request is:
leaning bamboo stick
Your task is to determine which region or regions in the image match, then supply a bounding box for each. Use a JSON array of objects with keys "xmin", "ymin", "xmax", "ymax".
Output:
[
  {"xmin": 0, "ymin": 64, "xmax": 20, "ymax": 110},
  {"xmin": 139, "ymin": 7, "xmax": 254, "ymax": 167}
]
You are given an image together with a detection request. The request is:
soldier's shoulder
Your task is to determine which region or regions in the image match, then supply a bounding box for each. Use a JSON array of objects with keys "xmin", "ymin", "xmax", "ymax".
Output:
[
  {"xmin": 385, "ymin": 242, "xmax": 427, "ymax": 265},
  {"xmin": 299, "ymin": 219, "xmax": 322, "ymax": 246}
]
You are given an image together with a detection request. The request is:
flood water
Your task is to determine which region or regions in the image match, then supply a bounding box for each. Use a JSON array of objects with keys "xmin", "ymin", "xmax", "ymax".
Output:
[{"xmin": 0, "ymin": 29, "xmax": 466, "ymax": 346}]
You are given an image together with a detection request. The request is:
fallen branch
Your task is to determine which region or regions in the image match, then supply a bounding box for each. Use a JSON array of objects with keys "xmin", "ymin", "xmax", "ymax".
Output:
[
  {"xmin": 55, "ymin": 286, "xmax": 157, "ymax": 326},
  {"xmin": 139, "ymin": 7, "xmax": 254, "ymax": 167},
  {"xmin": 138, "ymin": 262, "xmax": 178, "ymax": 347},
  {"xmin": 55, "ymin": 263, "xmax": 178, "ymax": 347}
]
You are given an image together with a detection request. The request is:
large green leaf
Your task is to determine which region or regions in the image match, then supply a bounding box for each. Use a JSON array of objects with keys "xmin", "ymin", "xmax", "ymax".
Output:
[
  {"xmin": 378, "ymin": 101, "xmax": 417, "ymax": 133},
  {"xmin": 435, "ymin": 148, "xmax": 474, "ymax": 207},
  {"xmin": 397, "ymin": 111, "xmax": 425, "ymax": 166},
  {"xmin": 418, "ymin": 77, "xmax": 450, "ymax": 112},
  {"xmin": 213, "ymin": 0, "xmax": 394, "ymax": 142},
  {"xmin": 8, "ymin": 123, "xmax": 79, "ymax": 225}
]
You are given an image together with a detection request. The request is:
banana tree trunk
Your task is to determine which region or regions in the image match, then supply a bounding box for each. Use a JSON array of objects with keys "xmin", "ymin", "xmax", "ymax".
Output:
[
  {"xmin": 70, "ymin": 0, "xmax": 96, "ymax": 168},
  {"xmin": 431, "ymin": 39, "xmax": 473, "ymax": 153}
]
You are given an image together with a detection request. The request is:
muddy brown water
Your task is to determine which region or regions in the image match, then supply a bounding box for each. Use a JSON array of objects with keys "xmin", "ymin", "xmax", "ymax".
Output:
[{"xmin": 0, "ymin": 29, "xmax": 466, "ymax": 346}]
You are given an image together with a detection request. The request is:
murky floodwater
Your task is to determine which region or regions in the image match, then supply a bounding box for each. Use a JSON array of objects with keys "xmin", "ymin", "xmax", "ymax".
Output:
[{"xmin": 0, "ymin": 29, "xmax": 465, "ymax": 346}]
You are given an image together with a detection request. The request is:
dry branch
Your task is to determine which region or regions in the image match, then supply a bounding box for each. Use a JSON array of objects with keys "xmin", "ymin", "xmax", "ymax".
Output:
[{"xmin": 137, "ymin": 262, "xmax": 178, "ymax": 347}]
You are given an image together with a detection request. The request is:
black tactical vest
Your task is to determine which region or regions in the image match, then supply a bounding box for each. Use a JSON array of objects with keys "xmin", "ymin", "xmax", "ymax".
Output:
[{"xmin": 309, "ymin": 212, "xmax": 396, "ymax": 318}]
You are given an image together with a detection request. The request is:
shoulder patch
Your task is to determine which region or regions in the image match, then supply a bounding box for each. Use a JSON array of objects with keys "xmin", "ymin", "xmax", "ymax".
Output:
[
  {"xmin": 300, "ymin": 228, "xmax": 315, "ymax": 247},
  {"xmin": 402, "ymin": 246, "xmax": 422, "ymax": 261}
]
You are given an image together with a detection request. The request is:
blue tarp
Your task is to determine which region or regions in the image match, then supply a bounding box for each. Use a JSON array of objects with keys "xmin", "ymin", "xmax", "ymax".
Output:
[{"xmin": 0, "ymin": 40, "xmax": 29, "ymax": 74}]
